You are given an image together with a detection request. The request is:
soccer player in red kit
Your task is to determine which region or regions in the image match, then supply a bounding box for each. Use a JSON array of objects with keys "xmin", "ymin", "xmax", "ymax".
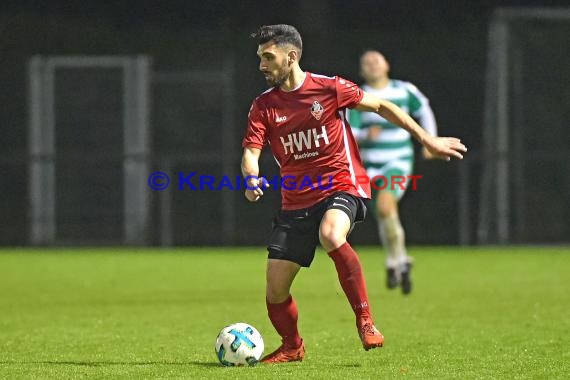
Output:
[{"xmin": 241, "ymin": 25, "xmax": 467, "ymax": 364}]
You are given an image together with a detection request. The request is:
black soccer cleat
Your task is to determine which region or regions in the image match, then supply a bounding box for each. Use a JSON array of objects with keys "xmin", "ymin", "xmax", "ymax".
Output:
[
  {"xmin": 386, "ymin": 268, "xmax": 399, "ymax": 289},
  {"xmin": 401, "ymin": 262, "xmax": 413, "ymax": 295}
]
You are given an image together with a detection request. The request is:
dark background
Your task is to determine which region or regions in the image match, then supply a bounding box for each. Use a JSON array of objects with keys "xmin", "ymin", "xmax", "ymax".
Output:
[{"xmin": 1, "ymin": 0, "xmax": 569, "ymax": 246}]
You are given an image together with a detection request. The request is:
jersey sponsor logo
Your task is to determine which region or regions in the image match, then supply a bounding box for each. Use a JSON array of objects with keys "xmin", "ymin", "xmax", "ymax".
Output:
[
  {"xmin": 275, "ymin": 115, "xmax": 287, "ymax": 123},
  {"xmin": 279, "ymin": 126, "xmax": 330, "ymax": 155},
  {"xmin": 293, "ymin": 151, "xmax": 319, "ymax": 160},
  {"xmin": 310, "ymin": 100, "xmax": 324, "ymax": 120}
]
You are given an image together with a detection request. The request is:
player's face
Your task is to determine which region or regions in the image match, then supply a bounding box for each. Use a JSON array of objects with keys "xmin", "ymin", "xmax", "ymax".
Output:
[
  {"xmin": 257, "ymin": 42, "xmax": 292, "ymax": 87},
  {"xmin": 360, "ymin": 52, "xmax": 390, "ymax": 83}
]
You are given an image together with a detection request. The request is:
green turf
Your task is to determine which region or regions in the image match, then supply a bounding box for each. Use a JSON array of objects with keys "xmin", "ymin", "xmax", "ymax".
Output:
[{"xmin": 0, "ymin": 247, "xmax": 568, "ymax": 379}]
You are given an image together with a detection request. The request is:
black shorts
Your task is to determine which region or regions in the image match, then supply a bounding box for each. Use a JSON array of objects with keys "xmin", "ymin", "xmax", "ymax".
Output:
[{"xmin": 267, "ymin": 192, "xmax": 367, "ymax": 267}]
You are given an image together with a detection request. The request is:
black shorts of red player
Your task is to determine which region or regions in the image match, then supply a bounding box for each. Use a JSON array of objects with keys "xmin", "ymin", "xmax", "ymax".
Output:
[{"xmin": 267, "ymin": 192, "xmax": 367, "ymax": 267}]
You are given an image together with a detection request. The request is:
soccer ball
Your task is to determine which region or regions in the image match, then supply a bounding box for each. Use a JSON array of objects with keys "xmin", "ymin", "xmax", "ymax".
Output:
[{"xmin": 215, "ymin": 323, "xmax": 264, "ymax": 366}]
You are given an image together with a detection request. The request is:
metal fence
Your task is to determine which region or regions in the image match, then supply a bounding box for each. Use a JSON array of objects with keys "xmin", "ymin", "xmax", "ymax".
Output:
[
  {"xmin": 28, "ymin": 55, "xmax": 238, "ymax": 246},
  {"xmin": 477, "ymin": 8, "xmax": 570, "ymax": 244}
]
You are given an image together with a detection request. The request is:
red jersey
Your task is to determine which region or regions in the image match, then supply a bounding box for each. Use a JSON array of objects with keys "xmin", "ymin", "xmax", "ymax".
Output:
[{"xmin": 242, "ymin": 72, "xmax": 371, "ymax": 210}]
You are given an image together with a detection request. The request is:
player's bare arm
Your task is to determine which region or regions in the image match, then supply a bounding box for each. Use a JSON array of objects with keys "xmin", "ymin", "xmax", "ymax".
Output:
[
  {"xmin": 419, "ymin": 104, "xmax": 438, "ymax": 160},
  {"xmin": 241, "ymin": 146, "xmax": 266, "ymax": 202},
  {"xmin": 355, "ymin": 92, "xmax": 467, "ymax": 161}
]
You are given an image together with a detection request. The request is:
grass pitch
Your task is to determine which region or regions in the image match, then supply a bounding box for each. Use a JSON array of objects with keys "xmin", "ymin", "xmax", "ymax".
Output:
[{"xmin": 0, "ymin": 246, "xmax": 568, "ymax": 379}]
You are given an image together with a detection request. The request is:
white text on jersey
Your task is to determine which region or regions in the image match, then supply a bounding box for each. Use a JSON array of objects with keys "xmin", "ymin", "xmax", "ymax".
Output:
[{"xmin": 280, "ymin": 126, "xmax": 330, "ymax": 155}]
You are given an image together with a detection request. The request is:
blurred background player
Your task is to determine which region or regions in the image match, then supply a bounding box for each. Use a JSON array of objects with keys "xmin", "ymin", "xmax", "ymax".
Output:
[{"xmin": 350, "ymin": 50, "xmax": 438, "ymax": 294}]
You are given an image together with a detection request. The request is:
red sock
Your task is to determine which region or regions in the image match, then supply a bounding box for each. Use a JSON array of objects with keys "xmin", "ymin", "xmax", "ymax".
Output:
[
  {"xmin": 328, "ymin": 242, "xmax": 372, "ymax": 322},
  {"xmin": 266, "ymin": 295, "xmax": 302, "ymax": 348}
]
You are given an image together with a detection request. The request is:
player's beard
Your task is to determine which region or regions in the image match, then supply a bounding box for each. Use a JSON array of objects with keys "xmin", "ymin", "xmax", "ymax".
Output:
[{"xmin": 265, "ymin": 61, "xmax": 290, "ymax": 87}]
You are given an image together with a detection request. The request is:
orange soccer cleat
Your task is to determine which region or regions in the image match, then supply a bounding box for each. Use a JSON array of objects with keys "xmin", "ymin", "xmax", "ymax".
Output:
[
  {"xmin": 261, "ymin": 341, "xmax": 305, "ymax": 364},
  {"xmin": 358, "ymin": 320, "xmax": 385, "ymax": 351}
]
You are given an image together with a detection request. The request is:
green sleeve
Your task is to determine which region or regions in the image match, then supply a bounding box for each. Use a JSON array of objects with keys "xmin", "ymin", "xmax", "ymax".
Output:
[
  {"xmin": 348, "ymin": 109, "xmax": 362, "ymax": 129},
  {"xmin": 407, "ymin": 89, "xmax": 422, "ymax": 115}
]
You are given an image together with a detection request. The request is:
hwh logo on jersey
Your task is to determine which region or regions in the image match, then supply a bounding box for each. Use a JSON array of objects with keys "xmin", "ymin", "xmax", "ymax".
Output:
[{"xmin": 280, "ymin": 126, "xmax": 330, "ymax": 155}]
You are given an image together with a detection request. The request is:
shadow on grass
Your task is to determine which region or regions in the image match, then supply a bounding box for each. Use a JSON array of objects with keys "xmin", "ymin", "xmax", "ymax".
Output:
[
  {"xmin": 0, "ymin": 360, "xmax": 362, "ymax": 368},
  {"xmin": 188, "ymin": 361, "xmax": 223, "ymax": 368},
  {"xmin": 0, "ymin": 360, "xmax": 220, "ymax": 367}
]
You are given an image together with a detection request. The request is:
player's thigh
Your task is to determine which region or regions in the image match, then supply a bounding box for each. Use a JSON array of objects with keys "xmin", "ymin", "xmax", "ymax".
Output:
[
  {"xmin": 266, "ymin": 258, "xmax": 301, "ymax": 303},
  {"xmin": 318, "ymin": 208, "xmax": 351, "ymax": 252},
  {"xmin": 370, "ymin": 162, "xmax": 412, "ymax": 217},
  {"xmin": 376, "ymin": 190, "xmax": 398, "ymax": 218}
]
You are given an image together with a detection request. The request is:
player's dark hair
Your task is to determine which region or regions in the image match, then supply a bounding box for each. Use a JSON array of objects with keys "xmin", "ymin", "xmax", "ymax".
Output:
[{"xmin": 251, "ymin": 24, "xmax": 303, "ymax": 58}]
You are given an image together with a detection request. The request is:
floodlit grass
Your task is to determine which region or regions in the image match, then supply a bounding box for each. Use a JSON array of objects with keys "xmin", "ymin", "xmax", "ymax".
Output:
[{"xmin": 0, "ymin": 246, "xmax": 568, "ymax": 379}]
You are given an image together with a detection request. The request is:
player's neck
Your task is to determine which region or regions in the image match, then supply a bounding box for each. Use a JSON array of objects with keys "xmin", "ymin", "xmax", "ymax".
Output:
[
  {"xmin": 280, "ymin": 66, "xmax": 306, "ymax": 92},
  {"xmin": 367, "ymin": 77, "xmax": 390, "ymax": 89}
]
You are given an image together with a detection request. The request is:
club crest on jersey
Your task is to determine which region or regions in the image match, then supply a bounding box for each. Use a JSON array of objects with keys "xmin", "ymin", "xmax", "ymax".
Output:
[{"xmin": 310, "ymin": 101, "xmax": 324, "ymax": 120}]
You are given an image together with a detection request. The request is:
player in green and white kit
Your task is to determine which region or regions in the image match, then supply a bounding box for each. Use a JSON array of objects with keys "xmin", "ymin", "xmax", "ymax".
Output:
[{"xmin": 350, "ymin": 50, "xmax": 438, "ymax": 294}]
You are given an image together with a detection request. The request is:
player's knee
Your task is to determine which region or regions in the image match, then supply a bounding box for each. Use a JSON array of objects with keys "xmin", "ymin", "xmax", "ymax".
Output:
[
  {"xmin": 319, "ymin": 225, "xmax": 346, "ymax": 252},
  {"xmin": 376, "ymin": 193, "xmax": 397, "ymax": 218},
  {"xmin": 266, "ymin": 284, "xmax": 290, "ymax": 304},
  {"xmin": 377, "ymin": 202, "xmax": 392, "ymax": 218}
]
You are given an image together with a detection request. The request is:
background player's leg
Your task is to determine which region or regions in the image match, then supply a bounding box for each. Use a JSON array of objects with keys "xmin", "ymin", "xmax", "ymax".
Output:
[
  {"xmin": 376, "ymin": 190, "xmax": 412, "ymax": 293},
  {"xmin": 319, "ymin": 209, "xmax": 371, "ymax": 322},
  {"xmin": 376, "ymin": 191, "xmax": 402, "ymax": 269},
  {"xmin": 266, "ymin": 258, "xmax": 303, "ymax": 348}
]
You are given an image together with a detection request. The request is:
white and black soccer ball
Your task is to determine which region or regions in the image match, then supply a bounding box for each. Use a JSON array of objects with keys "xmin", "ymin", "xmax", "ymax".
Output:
[{"xmin": 214, "ymin": 323, "xmax": 264, "ymax": 366}]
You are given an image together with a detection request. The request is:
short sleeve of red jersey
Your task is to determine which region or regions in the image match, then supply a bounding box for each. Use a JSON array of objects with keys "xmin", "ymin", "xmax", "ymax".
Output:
[
  {"xmin": 335, "ymin": 76, "xmax": 364, "ymax": 109},
  {"xmin": 242, "ymin": 100, "xmax": 267, "ymax": 149}
]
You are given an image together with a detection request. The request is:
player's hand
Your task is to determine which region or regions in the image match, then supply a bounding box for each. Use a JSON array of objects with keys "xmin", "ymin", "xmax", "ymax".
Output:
[
  {"xmin": 423, "ymin": 136, "xmax": 467, "ymax": 161},
  {"xmin": 244, "ymin": 177, "xmax": 269, "ymax": 202}
]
